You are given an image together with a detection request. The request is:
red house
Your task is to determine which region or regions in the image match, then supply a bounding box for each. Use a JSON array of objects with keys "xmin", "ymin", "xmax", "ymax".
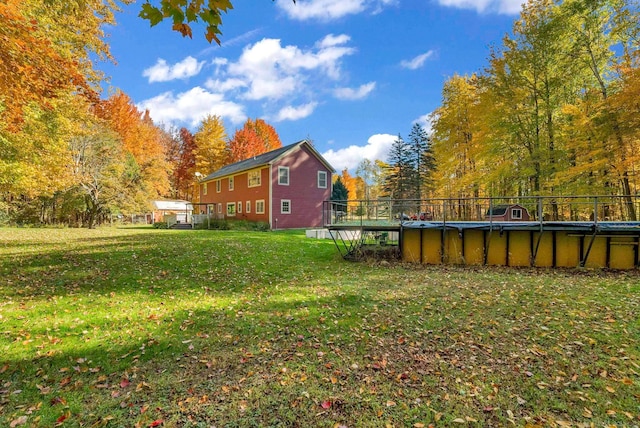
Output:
[
  {"xmin": 485, "ymin": 204, "xmax": 531, "ymax": 221},
  {"xmin": 197, "ymin": 140, "xmax": 335, "ymax": 229}
]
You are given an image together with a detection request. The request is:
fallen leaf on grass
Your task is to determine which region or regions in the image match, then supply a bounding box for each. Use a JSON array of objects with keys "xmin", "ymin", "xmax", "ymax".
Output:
[
  {"xmin": 605, "ymin": 386, "xmax": 615, "ymax": 393},
  {"xmin": 452, "ymin": 418, "xmax": 466, "ymax": 423},
  {"xmin": 120, "ymin": 379, "xmax": 130, "ymax": 388},
  {"xmin": 50, "ymin": 397, "xmax": 67, "ymax": 406},
  {"xmin": 36, "ymin": 384, "xmax": 51, "ymax": 394},
  {"xmin": 56, "ymin": 411, "xmax": 70, "ymax": 424},
  {"xmin": 149, "ymin": 420, "xmax": 163, "ymax": 427},
  {"xmin": 10, "ymin": 416, "xmax": 27, "ymax": 427},
  {"xmin": 321, "ymin": 400, "xmax": 332, "ymax": 409}
]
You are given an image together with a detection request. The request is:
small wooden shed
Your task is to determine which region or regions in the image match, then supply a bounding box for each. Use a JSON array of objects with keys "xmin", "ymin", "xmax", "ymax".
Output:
[{"xmin": 485, "ymin": 204, "xmax": 530, "ymax": 221}]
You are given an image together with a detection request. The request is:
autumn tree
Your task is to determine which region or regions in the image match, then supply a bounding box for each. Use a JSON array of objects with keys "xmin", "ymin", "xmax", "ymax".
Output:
[
  {"xmin": 558, "ymin": 0, "xmax": 638, "ymax": 218},
  {"xmin": 194, "ymin": 115, "xmax": 228, "ymax": 175},
  {"xmin": 69, "ymin": 124, "xmax": 143, "ymax": 228},
  {"xmin": 139, "ymin": 0, "xmax": 296, "ymax": 43},
  {"xmin": 227, "ymin": 118, "xmax": 282, "ymax": 163},
  {"xmin": 172, "ymin": 128, "xmax": 197, "ymax": 200},
  {"xmin": 97, "ymin": 92, "xmax": 170, "ymax": 202}
]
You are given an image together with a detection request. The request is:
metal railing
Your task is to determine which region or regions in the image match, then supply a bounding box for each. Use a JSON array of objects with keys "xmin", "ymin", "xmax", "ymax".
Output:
[{"xmin": 323, "ymin": 195, "xmax": 640, "ymax": 227}]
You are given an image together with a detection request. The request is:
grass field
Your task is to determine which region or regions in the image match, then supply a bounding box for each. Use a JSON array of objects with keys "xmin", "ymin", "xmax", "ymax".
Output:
[{"xmin": 1, "ymin": 227, "xmax": 639, "ymax": 427}]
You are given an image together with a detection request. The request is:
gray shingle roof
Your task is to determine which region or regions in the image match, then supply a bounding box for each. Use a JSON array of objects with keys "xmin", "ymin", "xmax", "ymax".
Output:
[{"xmin": 201, "ymin": 140, "xmax": 333, "ymax": 181}]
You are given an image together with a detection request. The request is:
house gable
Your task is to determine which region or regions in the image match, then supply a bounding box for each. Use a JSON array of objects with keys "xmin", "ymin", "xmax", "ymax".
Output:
[{"xmin": 197, "ymin": 140, "xmax": 335, "ymax": 229}]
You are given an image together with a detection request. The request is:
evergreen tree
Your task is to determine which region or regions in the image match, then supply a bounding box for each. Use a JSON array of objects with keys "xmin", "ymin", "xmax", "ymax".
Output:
[
  {"xmin": 331, "ymin": 176, "xmax": 349, "ymax": 201},
  {"xmin": 330, "ymin": 176, "xmax": 349, "ymax": 220},
  {"xmin": 382, "ymin": 135, "xmax": 417, "ymax": 201},
  {"xmin": 408, "ymin": 123, "xmax": 435, "ymax": 199}
]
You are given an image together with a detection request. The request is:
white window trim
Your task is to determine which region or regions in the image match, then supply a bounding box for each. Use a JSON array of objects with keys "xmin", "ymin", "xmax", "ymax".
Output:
[
  {"xmin": 217, "ymin": 203, "xmax": 222, "ymax": 213},
  {"xmin": 512, "ymin": 208, "xmax": 523, "ymax": 219},
  {"xmin": 317, "ymin": 171, "xmax": 327, "ymax": 189},
  {"xmin": 248, "ymin": 170, "xmax": 261, "ymax": 188},
  {"xmin": 229, "ymin": 176, "xmax": 234, "ymax": 191},
  {"xmin": 237, "ymin": 201, "xmax": 242, "ymax": 214},
  {"xmin": 203, "ymin": 182, "xmax": 208, "ymax": 195},
  {"xmin": 278, "ymin": 166, "xmax": 290, "ymax": 186},
  {"xmin": 256, "ymin": 199, "xmax": 265, "ymax": 214},
  {"xmin": 226, "ymin": 202, "xmax": 236, "ymax": 217},
  {"xmin": 281, "ymin": 199, "xmax": 291, "ymax": 214},
  {"xmin": 216, "ymin": 180, "xmax": 221, "ymax": 193},
  {"xmin": 246, "ymin": 201, "xmax": 251, "ymax": 213}
]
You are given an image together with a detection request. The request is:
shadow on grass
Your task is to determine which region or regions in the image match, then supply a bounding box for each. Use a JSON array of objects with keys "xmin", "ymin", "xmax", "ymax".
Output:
[
  {"xmin": 1, "ymin": 229, "xmax": 340, "ymax": 300},
  {"xmin": 1, "ymin": 288, "xmax": 385, "ymax": 426},
  {"xmin": 2, "ymin": 229, "xmax": 639, "ymax": 427}
]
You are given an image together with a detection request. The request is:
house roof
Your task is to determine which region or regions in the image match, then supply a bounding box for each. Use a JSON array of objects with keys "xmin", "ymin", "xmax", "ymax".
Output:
[
  {"xmin": 201, "ymin": 139, "xmax": 335, "ymax": 182},
  {"xmin": 152, "ymin": 200, "xmax": 193, "ymax": 210},
  {"xmin": 486, "ymin": 204, "xmax": 526, "ymax": 216}
]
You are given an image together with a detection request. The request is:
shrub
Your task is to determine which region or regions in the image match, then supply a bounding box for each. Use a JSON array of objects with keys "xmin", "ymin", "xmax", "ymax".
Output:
[
  {"xmin": 209, "ymin": 219, "xmax": 231, "ymax": 230},
  {"xmin": 153, "ymin": 222, "xmax": 168, "ymax": 229}
]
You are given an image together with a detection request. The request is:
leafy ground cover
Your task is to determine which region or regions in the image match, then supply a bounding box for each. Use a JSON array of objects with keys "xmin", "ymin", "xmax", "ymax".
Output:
[{"xmin": 0, "ymin": 227, "xmax": 638, "ymax": 427}]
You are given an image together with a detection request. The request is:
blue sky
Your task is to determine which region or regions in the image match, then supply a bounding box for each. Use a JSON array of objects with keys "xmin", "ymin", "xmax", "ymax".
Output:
[{"xmin": 100, "ymin": 0, "xmax": 521, "ymax": 172}]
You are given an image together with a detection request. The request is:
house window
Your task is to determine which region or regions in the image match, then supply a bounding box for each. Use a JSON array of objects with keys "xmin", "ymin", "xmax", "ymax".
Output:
[
  {"xmin": 216, "ymin": 180, "xmax": 221, "ymax": 193},
  {"xmin": 202, "ymin": 182, "xmax": 208, "ymax": 195},
  {"xmin": 217, "ymin": 203, "xmax": 222, "ymax": 214},
  {"xmin": 317, "ymin": 171, "xmax": 327, "ymax": 189},
  {"xmin": 281, "ymin": 199, "xmax": 291, "ymax": 214},
  {"xmin": 207, "ymin": 204, "xmax": 214, "ymax": 214},
  {"xmin": 226, "ymin": 202, "xmax": 236, "ymax": 216},
  {"xmin": 278, "ymin": 166, "xmax": 289, "ymax": 185},
  {"xmin": 237, "ymin": 201, "xmax": 242, "ymax": 214},
  {"xmin": 229, "ymin": 176, "xmax": 234, "ymax": 191},
  {"xmin": 246, "ymin": 201, "xmax": 251, "ymax": 213},
  {"xmin": 248, "ymin": 170, "xmax": 261, "ymax": 187},
  {"xmin": 256, "ymin": 200, "xmax": 265, "ymax": 214},
  {"xmin": 511, "ymin": 208, "xmax": 523, "ymax": 220}
]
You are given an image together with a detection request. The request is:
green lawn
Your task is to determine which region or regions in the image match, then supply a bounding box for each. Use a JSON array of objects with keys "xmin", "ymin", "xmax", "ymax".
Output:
[{"xmin": 1, "ymin": 227, "xmax": 638, "ymax": 427}]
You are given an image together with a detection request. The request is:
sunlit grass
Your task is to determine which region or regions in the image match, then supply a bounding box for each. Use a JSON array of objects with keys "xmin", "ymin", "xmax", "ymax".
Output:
[{"xmin": 1, "ymin": 227, "xmax": 639, "ymax": 427}]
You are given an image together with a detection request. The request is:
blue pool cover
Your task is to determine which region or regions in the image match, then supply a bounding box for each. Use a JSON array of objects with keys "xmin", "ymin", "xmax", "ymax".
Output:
[{"xmin": 401, "ymin": 221, "xmax": 640, "ymax": 233}]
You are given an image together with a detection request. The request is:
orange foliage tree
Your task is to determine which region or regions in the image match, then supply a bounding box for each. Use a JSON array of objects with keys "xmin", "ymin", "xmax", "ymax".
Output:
[
  {"xmin": 96, "ymin": 92, "xmax": 170, "ymax": 200},
  {"xmin": 172, "ymin": 128, "xmax": 197, "ymax": 200},
  {"xmin": 340, "ymin": 169, "xmax": 360, "ymax": 211},
  {"xmin": 0, "ymin": 0, "xmax": 93, "ymax": 130},
  {"xmin": 227, "ymin": 119, "xmax": 282, "ymax": 163}
]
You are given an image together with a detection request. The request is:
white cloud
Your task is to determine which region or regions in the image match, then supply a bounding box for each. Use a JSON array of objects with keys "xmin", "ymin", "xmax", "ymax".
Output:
[
  {"xmin": 275, "ymin": 102, "xmax": 319, "ymax": 121},
  {"xmin": 413, "ymin": 113, "xmax": 435, "ymax": 135},
  {"xmin": 142, "ymin": 56, "xmax": 205, "ymax": 83},
  {"xmin": 275, "ymin": 0, "xmax": 398, "ymax": 21},
  {"xmin": 204, "ymin": 78, "xmax": 247, "ymax": 92},
  {"xmin": 316, "ymin": 34, "xmax": 352, "ymax": 48},
  {"xmin": 436, "ymin": 0, "xmax": 522, "ymax": 14},
  {"xmin": 137, "ymin": 34, "xmax": 357, "ymax": 127},
  {"xmin": 136, "ymin": 87, "xmax": 246, "ymax": 127},
  {"xmin": 334, "ymin": 82, "xmax": 376, "ymax": 100},
  {"xmin": 322, "ymin": 133, "xmax": 396, "ymax": 171},
  {"xmin": 400, "ymin": 51, "xmax": 435, "ymax": 70},
  {"xmin": 220, "ymin": 35, "xmax": 355, "ymax": 100},
  {"xmin": 276, "ymin": 0, "xmax": 366, "ymax": 21}
]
